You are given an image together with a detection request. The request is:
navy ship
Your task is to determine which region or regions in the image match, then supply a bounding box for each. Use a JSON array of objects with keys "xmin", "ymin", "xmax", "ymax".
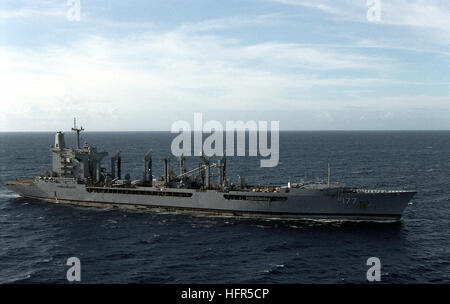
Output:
[{"xmin": 4, "ymin": 122, "xmax": 416, "ymax": 222}]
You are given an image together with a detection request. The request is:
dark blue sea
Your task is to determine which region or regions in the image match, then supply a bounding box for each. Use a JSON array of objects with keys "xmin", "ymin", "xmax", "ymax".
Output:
[{"xmin": 0, "ymin": 131, "xmax": 449, "ymax": 283}]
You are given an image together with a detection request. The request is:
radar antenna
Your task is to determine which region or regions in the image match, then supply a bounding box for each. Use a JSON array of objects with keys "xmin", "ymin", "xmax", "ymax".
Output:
[{"xmin": 71, "ymin": 117, "xmax": 84, "ymax": 149}]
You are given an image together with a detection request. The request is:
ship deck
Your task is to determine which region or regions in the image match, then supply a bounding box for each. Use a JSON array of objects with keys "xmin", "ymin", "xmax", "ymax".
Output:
[{"xmin": 4, "ymin": 179, "xmax": 34, "ymax": 185}]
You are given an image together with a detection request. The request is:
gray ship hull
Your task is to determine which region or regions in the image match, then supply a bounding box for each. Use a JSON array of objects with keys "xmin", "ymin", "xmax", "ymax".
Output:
[{"xmin": 4, "ymin": 179, "xmax": 416, "ymax": 222}]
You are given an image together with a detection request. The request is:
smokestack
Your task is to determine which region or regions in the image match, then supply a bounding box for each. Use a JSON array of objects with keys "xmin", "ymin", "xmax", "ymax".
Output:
[
  {"xmin": 217, "ymin": 159, "xmax": 222, "ymax": 187},
  {"xmin": 96, "ymin": 161, "xmax": 100, "ymax": 183},
  {"xmin": 222, "ymin": 152, "xmax": 226, "ymax": 186},
  {"xmin": 111, "ymin": 151, "xmax": 121, "ymax": 179},
  {"xmin": 111, "ymin": 158, "xmax": 115, "ymax": 179},
  {"xmin": 164, "ymin": 157, "xmax": 170, "ymax": 186},
  {"xmin": 117, "ymin": 156, "xmax": 121, "ymax": 180},
  {"xmin": 148, "ymin": 157, "xmax": 152, "ymax": 186},
  {"xmin": 205, "ymin": 165, "xmax": 210, "ymax": 189},
  {"xmin": 179, "ymin": 155, "xmax": 185, "ymax": 176},
  {"xmin": 143, "ymin": 149, "xmax": 152, "ymax": 185},
  {"xmin": 54, "ymin": 132, "xmax": 65, "ymax": 150}
]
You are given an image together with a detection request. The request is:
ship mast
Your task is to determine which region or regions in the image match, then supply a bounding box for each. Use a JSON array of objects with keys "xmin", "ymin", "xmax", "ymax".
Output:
[
  {"xmin": 71, "ymin": 117, "xmax": 84, "ymax": 149},
  {"xmin": 328, "ymin": 162, "xmax": 331, "ymax": 187}
]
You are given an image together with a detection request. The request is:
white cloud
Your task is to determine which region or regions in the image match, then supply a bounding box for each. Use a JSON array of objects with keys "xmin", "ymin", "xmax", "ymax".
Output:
[
  {"xmin": 382, "ymin": 0, "xmax": 450, "ymax": 31},
  {"xmin": 269, "ymin": 0, "xmax": 450, "ymax": 62},
  {"xmin": 0, "ymin": 2, "xmax": 66, "ymax": 19},
  {"xmin": 178, "ymin": 14, "xmax": 280, "ymax": 32},
  {"xmin": 1, "ymin": 2, "xmax": 449, "ymax": 131},
  {"xmin": 271, "ymin": 0, "xmax": 346, "ymax": 15},
  {"xmin": 271, "ymin": 0, "xmax": 450, "ymax": 36},
  {"xmin": 0, "ymin": 25, "xmax": 401, "ymax": 131}
]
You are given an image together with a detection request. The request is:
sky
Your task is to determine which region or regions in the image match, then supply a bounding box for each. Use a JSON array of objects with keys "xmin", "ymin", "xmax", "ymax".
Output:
[{"xmin": 0, "ymin": 0, "xmax": 449, "ymax": 131}]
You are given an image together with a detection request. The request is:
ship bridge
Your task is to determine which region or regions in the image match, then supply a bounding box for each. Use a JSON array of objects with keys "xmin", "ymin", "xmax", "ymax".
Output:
[{"xmin": 49, "ymin": 120, "xmax": 107, "ymax": 183}]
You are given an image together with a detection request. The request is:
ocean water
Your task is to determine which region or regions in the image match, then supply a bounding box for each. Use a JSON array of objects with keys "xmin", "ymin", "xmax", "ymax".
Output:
[{"xmin": 0, "ymin": 131, "xmax": 449, "ymax": 283}]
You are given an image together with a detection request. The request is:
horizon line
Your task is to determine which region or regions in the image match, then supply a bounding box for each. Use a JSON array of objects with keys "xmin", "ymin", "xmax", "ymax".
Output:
[{"xmin": 1, "ymin": 129, "xmax": 450, "ymax": 133}]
